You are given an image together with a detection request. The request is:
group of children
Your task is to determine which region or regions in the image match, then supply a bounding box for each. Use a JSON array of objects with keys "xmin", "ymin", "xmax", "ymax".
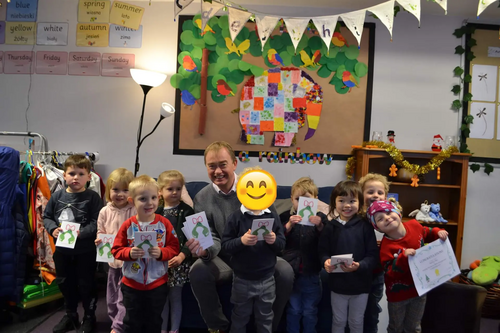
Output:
[{"xmin": 43, "ymin": 153, "xmax": 448, "ymax": 333}]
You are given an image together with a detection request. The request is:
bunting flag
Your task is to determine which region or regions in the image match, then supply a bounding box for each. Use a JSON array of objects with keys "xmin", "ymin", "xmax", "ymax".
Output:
[
  {"xmin": 201, "ymin": 0, "xmax": 225, "ymax": 32},
  {"xmin": 228, "ymin": 7, "xmax": 253, "ymax": 42},
  {"xmin": 367, "ymin": 0, "xmax": 395, "ymax": 40},
  {"xmin": 396, "ymin": 0, "xmax": 421, "ymax": 26},
  {"xmin": 435, "ymin": 0, "xmax": 447, "ymax": 14},
  {"xmin": 255, "ymin": 15, "xmax": 281, "ymax": 50},
  {"xmin": 312, "ymin": 15, "xmax": 339, "ymax": 53},
  {"xmin": 284, "ymin": 18, "xmax": 311, "ymax": 52},
  {"xmin": 174, "ymin": 0, "xmax": 194, "ymax": 18},
  {"xmin": 477, "ymin": 0, "xmax": 497, "ymax": 18},
  {"xmin": 340, "ymin": 10, "xmax": 366, "ymax": 48}
]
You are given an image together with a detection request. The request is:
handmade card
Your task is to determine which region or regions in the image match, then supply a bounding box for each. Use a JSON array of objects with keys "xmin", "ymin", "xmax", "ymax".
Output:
[
  {"xmin": 133, "ymin": 231, "xmax": 157, "ymax": 259},
  {"xmin": 251, "ymin": 218, "xmax": 274, "ymax": 241},
  {"xmin": 56, "ymin": 222, "xmax": 80, "ymax": 249},
  {"xmin": 329, "ymin": 254, "xmax": 353, "ymax": 273},
  {"xmin": 183, "ymin": 211, "xmax": 214, "ymax": 250},
  {"xmin": 96, "ymin": 234, "xmax": 115, "ymax": 263},
  {"xmin": 297, "ymin": 196, "xmax": 318, "ymax": 226}
]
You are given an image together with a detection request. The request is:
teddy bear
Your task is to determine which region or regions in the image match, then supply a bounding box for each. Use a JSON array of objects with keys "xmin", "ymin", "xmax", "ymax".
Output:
[
  {"xmin": 408, "ymin": 202, "xmax": 436, "ymax": 222},
  {"xmin": 429, "ymin": 203, "xmax": 447, "ymax": 223},
  {"xmin": 471, "ymin": 256, "xmax": 500, "ymax": 285}
]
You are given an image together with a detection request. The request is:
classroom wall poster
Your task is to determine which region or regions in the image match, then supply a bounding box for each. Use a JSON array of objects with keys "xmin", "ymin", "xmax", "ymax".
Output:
[
  {"xmin": 108, "ymin": 24, "xmax": 142, "ymax": 48},
  {"xmin": 0, "ymin": 21, "xmax": 5, "ymax": 44},
  {"xmin": 0, "ymin": 51, "xmax": 3, "ymax": 73},
  {"xmin": 0, "ymin": 0, "xmax": 6, "ymax": 21},
  {"xmin": 5, "ymin": 22, "xmax": 36, "ymax": 44},
  {"xmin": 36, "ymin": 51, "xmax": 68, "ymax": 75},
  {"xmin": 469, "ymin": 102, "xmax": 495, "ymax": 140},
  {"xmin": 471, "ymin": 64, "xmax": 498, "ymax": 102},
  {"xmin": 68, "ymin": 52, "xmax": 101, "ymax": 76},
  {"xmin": 4, "ymin": 51, "xmax": 35, "ymax": 74},
  {"xmin": 76, "ymin": 23, "xmax": 108, "ymax": 47},
  {"xmin": 6, "ymin": 0, "xmax": 38, "ymax": 22},
  {"xmin": 37, "ymin": 22, "xmax": 68, "ymax": 45},
  {"xmin": 78, "ymin": 0, "xmax": 110, "ymax": 23},
  {"xmin": 101, "ymin": 53, "xmax": 134, "ymax": 77},
  {"xmin": 109, "ymin": 1, "xmax": 144, "ymax": 30}
]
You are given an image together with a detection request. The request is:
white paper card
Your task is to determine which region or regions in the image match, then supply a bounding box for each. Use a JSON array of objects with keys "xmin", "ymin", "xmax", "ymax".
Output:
[
  {"xmin": 471, "ymin": 64, "xmax": 498, "ymax": 102},
  {"xmin": 133, "ymin": 231, "xmax": 157, "ymax": 258},
  {"xmin": 184, "ymin": 211, "xmax": 214, "ymax": 250},
  {"xmin": 487, "ymin": 47, "xmax": 500, "ymax": 58},
  {"xmin": 96, "ymin": 234, "xmax": 115, "ymax": 263},
  {"xmin": 297, "ymin": 196, "xmax": 318, "ymax": 226},
  {"xmin": 469, "ymin": 102, "xmax": 495, "ymax": 139},
  {"xmin": 330, "ymin": 254, "xmax": 353, "ymax": 273},
  {"xmin": 56, "ymin": 222, "xmax": 80, "ymax": 249},
  {"xmin": 36, "ymin": 22, "xmax": 68, "ymax": 45},
  {"xmin": 251, "ymin": 218, "xmax": 274, "ymax": 241},
  {"xmin": 409, "ymin": 238, "xmax": 460, "ymax": 296}
]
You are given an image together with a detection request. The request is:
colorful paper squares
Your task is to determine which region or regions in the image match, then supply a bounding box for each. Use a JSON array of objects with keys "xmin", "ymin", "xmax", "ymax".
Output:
[
  {"xmin": 268, "ymin": 83, "xmax": 278, "ymax": 97},
  {"xmin": 274, "ymin": 104, "xmax": 284, "ymax": 117},
  {"xmin": 293, "ymin": 97, "xmax": 307, "ymax": 108},
  {"xmin": 261, "ymin": 121, "xmax": 274, "ymax": 131},
  {"xmin": 274, "ymin": 132, "xmax": 295, "ymax": 147},
  {"xmin": 243, "ymin": 86, "xmax": 254, "ymax": 100},
  {"xmin": 276, "ymin": 91, "xmax": 284, "ymax": 104},
  {"xmin": 248, "ymin": 124, "xmax": 260, "ymax": 135},
  {"xmin": 285, "ymin": 111, "xmax": 298, "ymax": 122},
  {"xmin": 261, "ymin": 110, "xmax": 274, "ymax": 121},
  {"xmin": 255, "ymin": 75, "xmax": 267, "ymax": 86},
  {"xmin": 241, "ymin": 100, "xmax": 254, "ymax": 111},
  {"xmin": 281, "ymin": 71, "xmax": 292, "ymax": 85},
  {"xmin": 293, "ymin": 85, "xmax": 306, "ymax": 98},
  {"xmin": 305, "ymin": 102, "xmax": 322, "ymax": 116},
  {"xmin": 250, "ymin": 135, "xmax": 264, "ymax": 145},
  {"xmin": 285, "ymin": 98, "xmax": 295, "ymax": 112},
  {"xmin": 274, "ymin": 117, "xmax": 284, "ymax": 131},
  {"xmin": 284, "ymin": 85, "xmax": 294, "ymax": 97},
  {"xmin": 254, "ymin": 86, "xmax": 266, "ymax": 97},
  {"xmin": 254, "ymin": 97, "xmax": 264, "ymax": 111},
  {"xmin": 291, "ymin": 70, "xmax": 301, "ymax": 84},
  {"xmin": 250, "ymin": 111, "xmax": 260, "ymax": 124},
  {"xmin": 240, "ymin": 110, "xmax": 250, "ymax": 124},
  {"xmin": 284, "ymin": 122, "xmax": 298, "ymax": 133},
  {"xmin": 264, "ymin": 97, "xmax": 274, "ymax": 109},
  {"xmin": 268, "ymin": 72, "xmax": 280, "ymax": 84}
]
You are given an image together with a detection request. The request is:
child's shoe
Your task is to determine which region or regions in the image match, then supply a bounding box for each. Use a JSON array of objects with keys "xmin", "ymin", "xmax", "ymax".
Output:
[
  {"xmin": 77, "ymin": 314, "xmax": 96, "ymax": 333},
  {"xmin": 53, "ymin": 312, "xmax": 79, "ymax": 333}
]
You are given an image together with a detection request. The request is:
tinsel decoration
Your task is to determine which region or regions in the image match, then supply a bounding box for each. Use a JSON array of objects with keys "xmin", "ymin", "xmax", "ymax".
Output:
[{"xmin": 346, "ymin": 141, "xmax": 459, "ymax": 179}]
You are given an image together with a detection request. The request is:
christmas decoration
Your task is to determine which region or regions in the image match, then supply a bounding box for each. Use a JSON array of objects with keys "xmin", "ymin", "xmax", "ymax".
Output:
[
  {"xmin": 389, "ymin": 163, "xmax": 398, "ymax": 177},
  {"xmin": 387, "ymin": 130, "xmax": 395, "ymax": 144},
  {"xmin": 432, "ymin": 134, "xmax": 443, "ymax": 152},
  {"xmin": 437, "ymin": 167, "xmax": 441, "ymax": 180},
  {"xmin": 410, "ymin": 174, "xmax": 420, "ymax": 187}
]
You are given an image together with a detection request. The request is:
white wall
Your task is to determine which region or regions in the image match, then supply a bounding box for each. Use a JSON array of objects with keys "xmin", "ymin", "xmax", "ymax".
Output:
[{"xmin": 1, "ymin": 1, "xmax": 499, "ymax": 268}]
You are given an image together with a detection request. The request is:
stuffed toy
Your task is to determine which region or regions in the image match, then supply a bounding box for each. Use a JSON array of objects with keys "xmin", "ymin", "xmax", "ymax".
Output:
[
  {"xmin": 472, "ymin": 256, "xmax": 500, "ymax": 285},
  {"xmin": 429, "ymin": 203, "xmax": 447, "ymax": 223},
  {"xmin": 408, "ymin": 201, "xmax": 436, "ymax": 222}
]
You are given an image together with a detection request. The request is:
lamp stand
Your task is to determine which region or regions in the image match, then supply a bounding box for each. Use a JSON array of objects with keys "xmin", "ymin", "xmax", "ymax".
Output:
[{"xmin": 134, "ymin": 84, "xmax": 153, "ymax": 176}]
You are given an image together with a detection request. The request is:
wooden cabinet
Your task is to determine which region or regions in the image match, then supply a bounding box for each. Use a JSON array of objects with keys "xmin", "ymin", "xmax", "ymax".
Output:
[{"xmin": 353, "ymin": 148, "xmax": 470, "ymax": 265}]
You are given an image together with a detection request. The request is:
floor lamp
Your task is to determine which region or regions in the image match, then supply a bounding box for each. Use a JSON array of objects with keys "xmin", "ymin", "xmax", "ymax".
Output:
[{"xmin": 130, "ymin": 68, "xmax": 169, "ymax": 176}]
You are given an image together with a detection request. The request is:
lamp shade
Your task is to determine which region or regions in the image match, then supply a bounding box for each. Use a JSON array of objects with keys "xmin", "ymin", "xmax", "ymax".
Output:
[
  {"xmin": 160, "ymin": 103, "xmax": 175, "ymax": 118},
  {"xmin": 130, "ymin": 69, "xmax": 167, "ymax": 87}
]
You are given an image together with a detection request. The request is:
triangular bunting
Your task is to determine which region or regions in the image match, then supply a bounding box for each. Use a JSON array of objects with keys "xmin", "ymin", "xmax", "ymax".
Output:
[
  {"xmin": 174, "ymin": 0, "xmax": 194, "ymax": 18},
  {"xmin": 477, "ymin": 0, "xmax": 496, "ymax": 18},
  {"xmin": 340, "ymin": 10, "xmax": 366, "ymax": 48},
  {"xmin": 201, "ymin": 0, "xmax": 225, "ymax": 32},
  {"xmin": 434, "ymin": 0, "xmax": 447, "ymax": 14},
  {"xmin": 396, "ymin": 0, "xmax": 421, "ymax": 26},
  {"xmin": 255, "ymin": 15, "xmax": 280, "ymax": 51},
  {"xmin": 284, "ymin": 18, "xmax": 310, "ymax": 52},
  {"xmin": 228, "ymin": 7, "xmax": 253, "ymax": 42},
  {"xmin": 367, "ymin": 0, "xmax": 395, "ymax": 40},
  {"xmin": 312, "ymin": 16, "xmax": 339, "ymax": 53}
]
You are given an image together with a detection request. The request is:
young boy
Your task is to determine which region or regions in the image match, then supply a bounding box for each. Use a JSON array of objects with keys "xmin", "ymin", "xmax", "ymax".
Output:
[
  {"xmin": 279, "ymin": 177, "xmax": 326, "ymax": 333},
  {"xmin": 221, "ymin": 168, "xmax": 286, "ymax": 333},
  {"xmin": 111, "ymin": 175, "xmax": 179, "ymax": 333},
  {"xmin": 44, "ymin": 154, "xmax": 103, "ymax": 333}
]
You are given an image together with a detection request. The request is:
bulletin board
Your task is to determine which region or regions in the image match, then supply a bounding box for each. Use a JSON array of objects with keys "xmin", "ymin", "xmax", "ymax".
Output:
[
  {"xmin": 464, "ymin": 23, "xmax": 500, "ymax": 163},
  {"xmin": 173, "ymin": 15, "xmax": 375, "ymax": 157}
]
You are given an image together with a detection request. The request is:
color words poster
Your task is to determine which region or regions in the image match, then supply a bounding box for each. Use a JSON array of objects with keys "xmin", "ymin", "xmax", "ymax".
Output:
[
  {"xmin": 76, "ymin": 23, "xmax": 108, "ymax": 47},
  {"xmin": 4, "ymin": 51, "xmax": 35, "ymax": 74},
  {"xmin": 6, "ymin": 0, "xmax": 38, "ymax": 21},
  {"xmin": 37, "ymin": 23, "xmax": 68, "ymax": 45},
  {"xmin": 68, "ymin": 52, "xmax": 101, "ymax": 76},
  {"xmin": 101, "ymin": 53, "xmax": 134, "ymax": 77},
  {"xmin": 5, "ymin": 22, "xmax": 36, "ymax": 44},
  {"xmin": 0, "ymin": 21, "xmax": 5, "ymax": 44},
  {"xmin": 0, "ymin": 52, "xmax": 3, "ymax": 73},
  {"xmin": 108, "ymin": 24, "xmax": 142, "ymax": 48},
  {"xmin": 78, "ymin": 0, "xmax": 110, "ymax": 23},
  {"xmin": 36, "ymin": 51, "xmax": 68, "ymax": 75},
  {"xmin": 109, "ymin": 1, "xmax": 144, "ymax": 30},
  {"xmin": 0, "ymin": 0, "xmax": 6, "ymax": 21}
]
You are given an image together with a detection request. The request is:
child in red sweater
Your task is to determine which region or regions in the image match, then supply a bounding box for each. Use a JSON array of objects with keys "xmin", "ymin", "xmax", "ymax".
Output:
[
  {"xmin": 366, "ymin": 200, "xmax": 448, "ymax": 333},
  {"xmin": 111, "ymin": 175, "xmax": 179, "ymax": 333}
]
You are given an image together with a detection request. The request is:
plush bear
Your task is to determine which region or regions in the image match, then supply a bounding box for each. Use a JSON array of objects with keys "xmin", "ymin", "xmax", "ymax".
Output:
[
  {"xmin": 472, "ymin": 256, "xmax": 500, "ymax": 285},
  {"xmin": 429, "ymin": 203, "xmax": 447, "ymax": 223},
  {"xmin": 409, "ymin": 202, "xmax": 436, "ymax": 222}
]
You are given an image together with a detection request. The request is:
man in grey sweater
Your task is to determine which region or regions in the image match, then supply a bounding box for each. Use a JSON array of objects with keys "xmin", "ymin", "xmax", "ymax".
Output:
[{"xmin": 186, "ymin": 141, "xmax": 294, "ymax": 333}]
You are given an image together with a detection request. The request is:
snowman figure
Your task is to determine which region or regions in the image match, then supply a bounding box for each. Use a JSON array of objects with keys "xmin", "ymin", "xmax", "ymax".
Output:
[{"xmin": 432, "ymin": 134, "xmax": 443, "ymax": 152}]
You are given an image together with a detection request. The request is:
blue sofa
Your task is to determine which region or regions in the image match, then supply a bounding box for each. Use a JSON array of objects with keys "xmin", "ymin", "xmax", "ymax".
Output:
[{"xmin": 179, "ymin": 182, "xmax": 335, "ymax": 333}]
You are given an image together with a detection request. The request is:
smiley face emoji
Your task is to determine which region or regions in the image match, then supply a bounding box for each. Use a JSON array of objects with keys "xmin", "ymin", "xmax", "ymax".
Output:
[{"xmin": 237, "ymin": 170, "xmax": 277, "ymax": 211}]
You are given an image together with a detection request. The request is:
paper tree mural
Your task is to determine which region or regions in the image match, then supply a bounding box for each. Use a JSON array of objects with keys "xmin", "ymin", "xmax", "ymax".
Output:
[{"xmin": 239, "ymin": 67, "xmax": 323, "ymax": 146}]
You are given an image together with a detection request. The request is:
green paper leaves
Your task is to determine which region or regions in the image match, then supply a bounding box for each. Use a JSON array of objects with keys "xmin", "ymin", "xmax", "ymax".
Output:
[
  {"xmin": 466, "ymin": 52, "xmax": 476, "ymax": 61},
  {"xmin": 452, "ymin": 100, "xmax": 462, "ymax": 110},
  {"xmin": 470, "ymin": 164, "xmax": 480, "ymax": 172},
  {"xmin": 464, "ymin": 74, "xmax": 472, "ymax": 83},
  {"xmin": 484, "ymin": 163, "xmax": 494, "ymax": 175},
  {"xmin": 454, "ymin": 66, "xmax": 464, "ymax": 76},
  {"xmin": 455, "ymin": 46, "xmax": 465, "ymax": 55},
  {"xmin": 451, "ymin": 85, "xmax": 461, "ymax": 95},
  {"xmin": 464, "ymin": 115, "xmax": 474, "ymax": 124},
  {"xmin": 463, "ymin": 93, "xmax": 473, "ymax": 102},
  {"xmin": 467, "ymin": 38, "xmax": 477, "ymax": 48},
  {"xmin": 453, "ymin": 27, "xmax": 466, "ymax": 38}
]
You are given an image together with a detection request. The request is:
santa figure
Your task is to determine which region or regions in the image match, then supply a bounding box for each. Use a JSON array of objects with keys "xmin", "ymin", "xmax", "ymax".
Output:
[{"xmin": 432, "ymin": 134, "xmax": 443, "ymax": 151}]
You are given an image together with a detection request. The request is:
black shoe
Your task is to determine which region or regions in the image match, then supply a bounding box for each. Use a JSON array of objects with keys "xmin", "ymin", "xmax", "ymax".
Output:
[
  {"xmin": 77, "ymin": 314, "xmax": 96, "ymax": 333},
  {"xmin": 53, "ymin": 313, "xmax": 79, "ymax": 333}
]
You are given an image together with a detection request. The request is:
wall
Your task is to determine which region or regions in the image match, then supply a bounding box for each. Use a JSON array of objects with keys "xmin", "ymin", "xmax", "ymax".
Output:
[{"xmin": 0, "ymin": 1, "xmax": 499, "ymax": 267}]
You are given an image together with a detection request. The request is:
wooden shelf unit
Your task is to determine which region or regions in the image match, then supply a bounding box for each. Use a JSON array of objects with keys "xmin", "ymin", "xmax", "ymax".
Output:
[{"xmin": 353, "ymin": 148, "xmax": 470, "ymax": 265}]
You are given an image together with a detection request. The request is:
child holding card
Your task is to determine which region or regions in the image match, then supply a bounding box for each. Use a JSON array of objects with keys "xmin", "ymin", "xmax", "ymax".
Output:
[
  {"xmin": 43, "ymin": 154, "xmax": 103, "ymax": 333},
  {"xmin": 156, "ymin": 170, "xmax": 194, "ymax": 333},
  {"xmin": 279, "ymin": 177, "xmax": 326, "ymax": 333},
  {"xmin": 318, "ymin": 180, "xmax": 379, "ymax": 333},
  {"xmin": 221, "ymin": 167, "xmax": 286, "ymax": 333},
  {"xmin": 111, "ymin": 175, "xmax": 179, "ymax": 333},
  {"xmin": 95, "ymin": 168, "xmax": 136, "ymax": 333}
]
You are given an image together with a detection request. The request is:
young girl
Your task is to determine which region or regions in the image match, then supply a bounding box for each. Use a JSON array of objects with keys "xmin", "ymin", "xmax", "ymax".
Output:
[
  {"xmin": 318, "ymin": 180, "xmax": 379, "ymax": 333},
  {"xmin": 358, "ymin": 173, "xmax": 391, "ymax": 333},
  {"xmin": 156, "ymin": 170, "xmax": 194, "ymax": 333},
  {"xmin": 366, "ymin": 200, "xmax": 448, "ymax": 333},
  {"xmin": 95, "ymin": 168, "xmax": 136, "ymax": 333}
]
